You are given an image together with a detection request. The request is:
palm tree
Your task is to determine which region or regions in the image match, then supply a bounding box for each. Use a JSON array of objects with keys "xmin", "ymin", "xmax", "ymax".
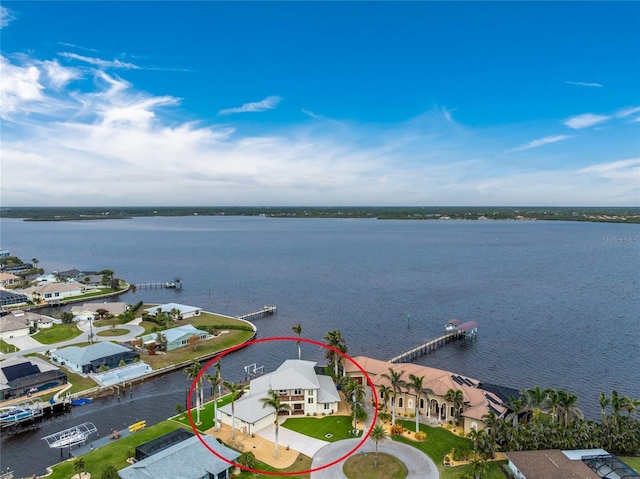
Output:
[
  {"xmin": 323, "ymin": 330, "xmax": 346, "ymax": 377},
  {"xmin": 599, "ymin": 392, "xmax": 610, "ymax": 426},
  {"xmin": 369, "ymin": 424, "xmax": 388, "ymax": 468},
  {"xmin": 291, "ymin": 323, "xmax": 302, "ymax": 360},
  {"xmin": 445, "ymin": 388, "xmax": 465, "ymax": 426},
  {"xmin": 73, "ymin": 458, "xmax": 86, "ymax": 477},
  {"xmin": 185, "ymin": 360, "xmax": 203, "ymax": 424},
  {"xmin": 378, "ymin": 384, "xmax": 394, "ymax": 413},
  {"xmin": 381, "ymin": 367, "xmax": 406, "ymax": 425},
  {"xmin": 522, "ymin": 386, "xmax": 548, "ymax": 421},
  {"xmin": 205, "ymin": 371, "xmax": 223, "ymax": 430},
  {"xmin": 224, "ymin": 381, "xmax": 243, "ymax": 439},
  {"xmin": 175, "ymin": 403, "xmax": 185, "ymax": 419},
  {"xmin": 259, "ymin": 390, "xmax": 292, "ymax": 458},
  {"xmin": 620, "ymin": 395, "xmax": 640, "ymax": 418},
  {"xmin": 556, "ymin": 390, "xmax": 583, "ymax": 428},
  {"xmin": 100, "ymin": 464, "xmax": 119, "ymax": 479},
  {"xmin": 408, "ymin": 374, "xmax": 433, "ymax": 433},
  {"xmin": 611, "ymin": 389, "xmax": 622, "ymax": 425},
  {"xmin": 506, "ymin": 395, "xmax": 526, "ymax": 427},
  {"xmin": 237, "ymin": 451, "xmax": 257, "ymax": 470},
  {"xmin": 468, "ymin": 455, "xmax": 488, "ymax": 479}
]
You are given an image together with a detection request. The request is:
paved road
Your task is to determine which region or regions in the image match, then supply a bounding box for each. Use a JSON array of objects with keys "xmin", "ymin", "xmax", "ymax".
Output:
[
  {"xmin": 1, "ymin": 318, "xmax": 144, "ymax": 358},
  {"xmin": 310, "ymin": 438, "xmax": 439, "ymax": 479}
]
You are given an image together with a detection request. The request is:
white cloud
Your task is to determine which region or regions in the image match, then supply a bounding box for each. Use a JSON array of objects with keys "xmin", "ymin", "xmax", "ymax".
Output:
[
  {"xmin": 0, "ymin": 5, "xmax": 15, "ymax": 29},
  {"xmin": 566, "ymin": 81, "xmax": 602, "ymax": 88},
  {"xmin": 615, "ymin": 106, "xmax": 640, "ymax": 118},
  {"xmin": 563, "ymin": 113, "xmax": 611, "ymax": 129},
  {"xmin": 0, "ymin": 56, "xmax": 44, "ymax": 118},
  {"xmin": 58, "ymin": 52, "xmax": 140, "ymax": 70},
  {"xmin": 218, "ymin": 95, "xmax": 282, "ymax": 115},
  {"xmin": 509, "ymin": 134, "xmax": 572, "ymax": 152},
  {"xmin": 43, "ymin": 60, "xmax": 81, "ymax": 89}
]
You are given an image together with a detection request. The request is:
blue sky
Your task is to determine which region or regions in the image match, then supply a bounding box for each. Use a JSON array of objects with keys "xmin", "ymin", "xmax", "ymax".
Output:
[{"xmin": 1, "ymin": 1, "xmax": 639, "ymax": 206}]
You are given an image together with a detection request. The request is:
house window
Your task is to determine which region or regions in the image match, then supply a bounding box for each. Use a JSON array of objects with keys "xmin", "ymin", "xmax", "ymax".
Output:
[
  {"xmin": 308, "ymin": 397, "xmax": 314, "ymax": 404},
  {"xmin": 294, "ymin": 403, "xmax": 303, "ymax": 410},
  {"xmin": 293, "ymin": 389, "xmax": 302, "ymax": 395},
  {"xmin": 307, "ymin": 390, "xmax": 313, "ymax": 396},
  {"xmin": 420, "ymin": 398, "xmax": 425, "ymax": 409},
  {"xmin": 324, "ymin": 403, "xmax": 330, "ymax": 410},
  {"xmin": 398, "ymin": 397, "xmax": 403, "ymax": 408},
  {"xmin": 380, "ymin": 390, "xmax": 384, "ymax": 399},
  {"xmin": 450, "ymin": 406, "xmax": 455, "ymax": 417},
  {"xmin": 279, "ymin": 390, "xmax": 287, "ymax": 395},
  {"xmin": 54, "ymin": 292, "xmax": 60, "ymax": 297}
]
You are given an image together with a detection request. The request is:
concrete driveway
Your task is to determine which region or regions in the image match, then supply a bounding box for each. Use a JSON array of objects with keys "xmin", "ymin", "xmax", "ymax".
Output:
[
  {"xmin": 256, "ymin": 423, "xmax": 329, "ymax": 458},
  {"xmin": 310, "ymin": 438, "xmax": 439, "ymax": 479}
]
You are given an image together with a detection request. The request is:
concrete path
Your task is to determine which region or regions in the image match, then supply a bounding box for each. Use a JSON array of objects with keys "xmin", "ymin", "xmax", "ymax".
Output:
[
  {"xmin": 256, "ymin": 423, "xmax": 329, "ymax": 458},
  {"xmin": 310, "ymin": 438, "xmax": 439, "ymax": 479}
]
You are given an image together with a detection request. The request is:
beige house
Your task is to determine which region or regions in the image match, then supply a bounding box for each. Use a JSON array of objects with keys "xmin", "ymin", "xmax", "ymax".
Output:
[
  {"xmin": 505, "ymin": 449, "xmax": 612, "ymax": 479},
  {"xmin": 71, "ymin": 301, "xmax": 129, "ymax": 317},
  {"xmin": 0, "ymin": 315, "xmax": 30, "ymax": 340},
  {"xmin": 344, "ymin": 356, "xmax": 508, "ymax": 434},
  {"xmin": 22, "ymin": 281, "xmax": 86, "ymax": 304},
  {"xmin": 0, "ymin": 273, "xmax": 21, "ymax": 288},
  {"xmin": 218, "ymin": 360, "xmax": 341, "ymax": 436},
  {"xmin": 4, "ymin": 310, "xmax": 53, "ymax": 330}
]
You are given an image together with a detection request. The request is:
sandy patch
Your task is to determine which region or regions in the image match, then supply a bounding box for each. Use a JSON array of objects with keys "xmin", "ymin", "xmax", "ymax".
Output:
[{"xmin": 205, "ymin": 424, "xmax": 299, "ymax": 469}]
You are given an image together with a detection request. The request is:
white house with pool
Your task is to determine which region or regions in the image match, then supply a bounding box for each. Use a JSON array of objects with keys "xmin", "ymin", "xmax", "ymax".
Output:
[{"xmin": 218, "ymin": 359, "xmax": 341, "ymax": 436}]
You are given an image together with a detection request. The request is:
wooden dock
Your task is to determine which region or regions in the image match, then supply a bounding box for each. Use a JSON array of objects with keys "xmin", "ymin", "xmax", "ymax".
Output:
[
  {"xmin": 389, "ymin": 329, "xmax": 475, "ymax": 363},
  {"xmin": 237, "ymin": 305, "xmax": 277, "ymax": 321},
  {"xmin": 134, "ymin": 280, "xmax": 182, "ymax": 290}
]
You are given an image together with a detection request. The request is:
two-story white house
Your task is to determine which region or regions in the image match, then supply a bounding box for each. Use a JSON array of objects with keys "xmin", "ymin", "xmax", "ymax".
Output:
[{"xmin": 218, "ymin": 359, "xmax": 340, "ymax": 436}]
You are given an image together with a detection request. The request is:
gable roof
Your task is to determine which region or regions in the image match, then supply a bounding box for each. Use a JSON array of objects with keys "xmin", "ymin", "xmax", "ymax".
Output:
[
  {"xmin": 505, "ymin": 449, "xmax": 604, "ymax": 479},
  {"xmin": 71, "ymin": 302, "xmax": 128, "ymax": 315},
  {"xmin": 157, "ymin": 325, "xmax": 207, "ymax": 344},
  {"xmin": 0, "ymin": 316, "xmax": 30, "ymax": 333},
  {"xmin": 54, "ymin": 342, "xmax": 131, "ymax": 366},
  {"xmin": 118, "ymin": 434, "xmax": 239, "ymax": 479}
]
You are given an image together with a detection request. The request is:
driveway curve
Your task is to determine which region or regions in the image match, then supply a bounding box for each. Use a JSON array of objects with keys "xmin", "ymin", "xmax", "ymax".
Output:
[{"xmin": 310, "ymin": 438, "xmax": 439, "ymax": 479}]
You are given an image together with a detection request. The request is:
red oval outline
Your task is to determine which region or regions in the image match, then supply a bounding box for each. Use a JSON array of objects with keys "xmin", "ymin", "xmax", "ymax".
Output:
[{"xmin": 187, "ymin": 336, "xmax": 379, "ymax": 476}]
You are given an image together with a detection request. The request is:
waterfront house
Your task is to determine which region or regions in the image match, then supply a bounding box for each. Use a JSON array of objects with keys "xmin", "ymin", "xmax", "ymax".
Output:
[
  {"xmin": 22, "ymin": 281, "xmax": 85, "ymax": 304},
  {"xmin": 0, "ymin": 272, "xmax": 21, "ymax": 288},
  {"xmin": 218, "ymin": 359, "xmax": 340, "ymax": 436},
  {"xmin": 118, "ymin": 433, "xmax": 239, "ymax": 479},
  {"xmin": 344, "ymin": 356, "xmax": 508, "ymax": 434},
  {"xmin": 140, "ymin": 324, "xmax": 209, "ymax": 352},
  {"xmin": 0, "ymin": 356, "xmax": 67, "ymax": 401},
  {"xmin": 504, "ymin": 449, "xmax": 628, "ymax": 479},
  {"xmin": 144, "ymin": 303, "xmax": 202, "ymax": 320},
  {"xmin": 51, "ymin": 342, "xmax": 139, "ymax": 374}
]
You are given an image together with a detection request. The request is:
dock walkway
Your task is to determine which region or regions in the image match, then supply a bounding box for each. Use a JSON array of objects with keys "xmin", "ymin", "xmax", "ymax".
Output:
[
  {"xmin": 237, "ymin": 305, "xmax": 277, "ymax": 321},
  {"xmin": 389, "ymin": 331, "xmax": 464, "ymax": 363}
]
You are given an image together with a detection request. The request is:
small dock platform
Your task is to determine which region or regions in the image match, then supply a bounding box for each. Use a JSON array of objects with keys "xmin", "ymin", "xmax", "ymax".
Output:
[
  {"xmin": 237, "ymin": 305, "xmax": 277, "ymax": 321},
  {"xmin": 135, "ymin": 280, "xmax": 182, "ymax": 290},
  {"xmin": 389, "ymin": 320, "xmax": 478, "ymax": 363}
]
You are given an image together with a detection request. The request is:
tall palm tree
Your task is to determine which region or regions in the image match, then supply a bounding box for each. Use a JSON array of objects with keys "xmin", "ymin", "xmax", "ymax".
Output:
[
  {"xmin": 445, "ymin": 389, "xmax": 465, "ymax": 426},
  {"xmin": 505, "ymin": 395, "xmax": 526, "ymax": 427},
  {"xmin": 224, "ymin": 381, "xmax": 243, "ymax": 439},
  {"xmin": 323, "ymin": 330, "xmax": 346, "ymax": 377},
  {"xmin": 369, "ymin": 424, "xmax": 388, "ymax": 468},
  {"xmin": 291, "ymin": 323, "xmax": 302, "ymax": 360},
  {"xmin": 599, "ymin": 392, "xmax": 610, "ymax": 426},
  {"xmin": 408, "ymin": 374, "xmax": 434, "ymax": 433},
  {"xmin": 185, "ymin": 360, "xmax": 203, "ymax": 424},
  {"xmin": 259, "ymin": 390, "xmax": 292, "ymax": 458},
  {"xmin": 381, "ymin": 367, "xmax": 406, "ymax": 425},
  {"xmin": 611, "ymin": 389, "xmax": 622, "ymax": 425},
  {"xmin": 620, "ymin": 395, "xmax": 640, "ymax": 418},
  {"xmin": 556, "ymin": 390, "xmax": 583, "ymax": 428},
  {"xmin": 206, "ymin": 372, "xmax": 223, "ymax": 430},
  {"xmin": 522, "ymin": 386, "xmax": 548, "ymax": 421},
  {"xmin": 378, "ymin": 384, "xmax": 393, "ymax": 413},
  {"xmin": 73, "ymin": 458, "xmax": 86, "ymax": 476},
  {"xmin": 468, "ymin": 455, "xmax": 488, "ymax": 479}
]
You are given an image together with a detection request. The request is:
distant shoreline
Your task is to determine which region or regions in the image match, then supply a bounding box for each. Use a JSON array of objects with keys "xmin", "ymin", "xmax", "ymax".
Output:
[{"xmin": 2, "ymin": 206, "xmax": 639, "ymax": 223}]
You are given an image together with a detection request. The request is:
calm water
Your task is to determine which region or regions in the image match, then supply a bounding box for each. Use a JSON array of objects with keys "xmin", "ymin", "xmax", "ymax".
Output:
[{"xmin": 1, "ymin": 216, "xmax": 639, "ymax": 477}]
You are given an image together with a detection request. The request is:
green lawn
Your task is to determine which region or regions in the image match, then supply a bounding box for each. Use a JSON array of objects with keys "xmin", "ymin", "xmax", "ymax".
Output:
[
  {"xmin": 622, "ymin": 456, "xmax": 640, "ymax": 470},
  {"xmin": 46, "ymin": 421, "xmax": 189, "ymax": 479},
  {"xmin": 0, "ymin": 338, "xmax": 19, "ymax": 353},
  {"xmin": 235, "ymin": 454, "xmax": 313, "ymax": 479},
  {"xmin": 97, "ymin": 328, "xmax": 129, "ymax": 337},
  {"xmin": 33, "ymin": 322, "xmax": 83, "ymax": 344},
  {"xmin": 62, "ymin": 369, "xmax": 100, "ymax": 395},
  {"xmin": 141, "ymin": 329, "xmax": 255, "ymax": 369},
  {"xmin": 343, "ymin": 452, "xmax": 408, "ymax": 479},
  {"xmin": 172, "ymin": 389, "xmax": 245, "ymax": 432},
  {"xmin": 439, "ymin": 461, "xmax": 507, "ymax": 479},
  {"xmin": 282, "ymin": 415, "xmax": 356, "ymax": 442}
]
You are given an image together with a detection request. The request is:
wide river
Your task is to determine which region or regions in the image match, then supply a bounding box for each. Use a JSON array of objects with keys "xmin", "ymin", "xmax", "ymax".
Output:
[{"xmin": 1, "ymin": 216, "xmax": 639, "ymax": 477}]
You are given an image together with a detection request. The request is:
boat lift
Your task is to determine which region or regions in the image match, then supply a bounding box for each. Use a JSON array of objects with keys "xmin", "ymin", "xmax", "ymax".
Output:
[
  {"xmin": 42, "ymin": 422, "xmax": 97, "ymax": 457},
  {"xmin": 0, "ymin": 398, "xmax": 44, "ymax": 430}
]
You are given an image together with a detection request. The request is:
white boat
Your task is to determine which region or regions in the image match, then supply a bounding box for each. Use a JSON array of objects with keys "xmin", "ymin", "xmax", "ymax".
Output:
[
  {"xmin": 0, "ymin": 407, "xmax": 36, "ymax": 423},
  {"xmin": 445, "ymin": 319, "xmax": 462, "ymax": 332},
  {"xmin": 49, "ymin": 429, "xmax": 86, "ymax": 448}
]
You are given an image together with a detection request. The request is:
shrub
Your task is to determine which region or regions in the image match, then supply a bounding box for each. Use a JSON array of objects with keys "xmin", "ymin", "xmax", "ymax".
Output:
[
  {"xmin": 414, "ymin": 431, "xmax": 427, "ymax": 441},
  {"xmin": 452, "ymin": 446, "xmax": 472, "ymax": 461},
  {"xmin": 379, "ymin": 412, "xmax": 391, "ymax": 423},
  {"xmin": 390, "ymin": 423, "xmax": 404, "ymax": 435}
]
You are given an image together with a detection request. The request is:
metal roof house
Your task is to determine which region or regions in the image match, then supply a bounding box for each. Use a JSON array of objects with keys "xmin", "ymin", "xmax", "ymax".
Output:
[
  {"xmin": 218, "ymin": 359, "xmax": 340, "ymax": 436},
  {"xmin": 51, "ymin": 342, "xmax": 139, "ymax": 374},
  {"xmin": 118, "ymin": 434, "xmax": 240, "ymax": 479},
  {"xmin": 141, "ymin": 324, "xmax": 209, "ymax": 352},
  {"xmin": 144, "ymin": 303, "xmax": 202, "ymax": 320}
]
